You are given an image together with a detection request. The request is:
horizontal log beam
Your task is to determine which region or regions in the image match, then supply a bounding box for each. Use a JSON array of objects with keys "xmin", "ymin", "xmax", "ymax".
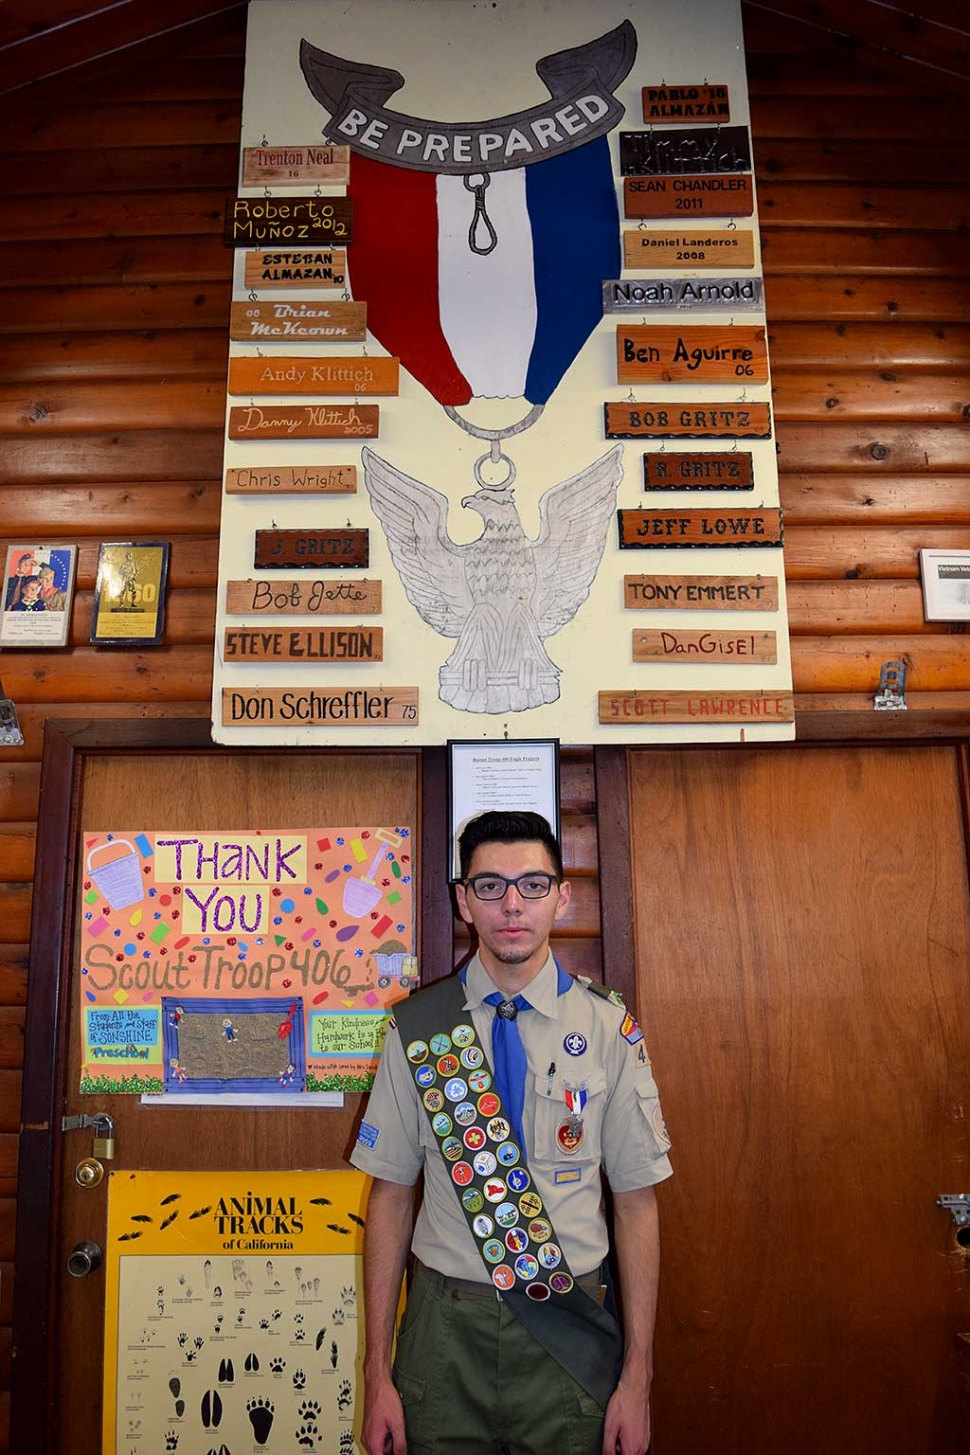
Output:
[
  {"xmin": 0, "ymin": 235, "xmax": 230, "ymax": 289},
  {"xmin": 768, "ymin": 323, "xmax": 970, "ymax": 368},
  {"xmin": 758, "ymin": 182, "xmax": 969, "ymax": 231},
  {"xmin": 795, "ymin": 691, "xmax": 970, "ymax": 712},
  {"xmin": 765, "ymin": 275, "xmax": 970, "ymax": 323},
  {"xmin": 791, "ymin": 635, "xmax": 970, "ymax": 692},
  {"xmin": 0, "ymin": 536, "xmax": 218, "ymax": 587},
  {"xmin": 0, "ymin": 431, "xmax": 222, "ymax": 483},
  {"xmin": 752, "ymin": 97, "xmax": 970, "ymax": 142},
  {"xmin": 754, "ymin": 139, "xmax": 970, "ymax": 184},
  {"xmin": 2, "ymin": 189, "xmax": 232, "ymax": 244},
  {"xmin": 0, "ymin": 948, "xmax": 27, "ymax": 1006},
  {"xmin": 0, "ymin": 329, "xmax": 227, "ymax": 384},
  {"xmin": 785, "ymin": 580, "xmax": 943, "ymax": 635},
  {"xmin": 0, "ymin": 836, "xmax": 34, "ymax": 883},
  {"xmin": 0, "ymin": 892, "xmax": 29, "ymax": 949},
  {"xmin": 746, "ymin": 3, "xmax": 970, "ymax": 89},
  {"xmin": 746, "ymin": 52, "xmax": 944, "ymax": 95},
  {"xmin": 3, "ymin": 100, "xmax": 241, "ymax": 152},
  {"xmin": 0, "ymin": 647, "xmax": 213, "ymax": 703},
  {"xmin": 779, "ymin": 475, "xmax": 970, "ymax": 524},
  {"xmin": 772, "ymin": 371, "xmax": 970, "ymax": 422},
  {"xmin": 60, "ymin": 56, "xmax": 244, "ymax": 103},
  {"xmin": 759, "ymin": 229, "xmax": 970, "ymax": 275},
  {"xmin": 784, "ymin": 524, "xmax": 970, "ymax": 578},
  {"xmin": 0, "ymin": 704, "xmax": 209, "ymax": 763},
  {"xmin": 69, "ymin": 587, "xmax": 216, "ymax": 645},
  {"xmin": 0, "ymin": 769, "xmax": 39, "ymax": 823},
  {"xmin": 775, "ymin": 421, "xmax": 970, "ymax": 471},
  {"xmin": 0, "ymin": 282, "xmax": 230, "ymax": 334},
  {"xmin": 7, "ymin": 144, "xmax": 238, "ymax": 197},
  {"xmin": 0, "ymin": 381, "xmax": 225, "ymax": 435}
]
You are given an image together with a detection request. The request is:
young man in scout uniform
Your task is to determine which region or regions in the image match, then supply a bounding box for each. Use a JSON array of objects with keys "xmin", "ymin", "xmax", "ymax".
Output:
[{"xmin": 351, "ymin": 811, "xmax": 672, "ymax": 1455}]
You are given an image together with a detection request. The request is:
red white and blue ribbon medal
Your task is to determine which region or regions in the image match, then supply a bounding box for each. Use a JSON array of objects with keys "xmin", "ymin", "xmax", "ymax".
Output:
[{"xmin": 557, "ymin": 1082, "xmax": 587, "ymax": 1153}]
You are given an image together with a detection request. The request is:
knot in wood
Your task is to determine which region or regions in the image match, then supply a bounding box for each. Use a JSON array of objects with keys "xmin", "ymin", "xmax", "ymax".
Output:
[{"xmin": 869, "ymin": 442, "xmax": 891, "ymax": 462}]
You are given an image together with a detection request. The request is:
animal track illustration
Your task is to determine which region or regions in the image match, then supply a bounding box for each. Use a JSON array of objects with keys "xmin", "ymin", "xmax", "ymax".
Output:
[
  {"xmin": 292, "ymin": 1368, "xmax": 306, "ymax": 1391},
  {"xmin": 339, "ymin": 1432, "xmax": 354, "ymax": 1455},
  {"xmin": 330, "ymin": 1340, "xmax": 338, "ymax": 1370},
  {"xmin": 165, "ymin": 1435, "xmax": 179, "ymax": 1451},
  {"xmin": 247, "ymin": 1397, "xmax": 274, "ymax": 1445},
  {"xmin": 296, "ymin": 1425, "xmax": 318, "ymax": 1448},
  {"xmin": 298, "ymin": 1400, "xmax": 321, "ymax": 1424},
  {"xmin": 200, "ymin": 1389, "xmax": 223, "ymax": 1429},
  {"xmin": 340, "ymin": 1286, "xmax": 354, "ymax": 1306},
  {"xmin": 269, "ymin": 1357, "xmax": 286, "ymax": 1373},
  {"xmin": 218, "ymin": 1357, "xmax": 234, "ymax": 1384},
  {"xmin": 337, "ymin": 1380, "xmax": 353, "ymax": 1412},
  {"xmin": 259, "ymin": 1319, "xmax": 270, "ymax": 1330},
  {"xmin": 244, "ymin": 1351, "xmax": 260, "ymax": 1374}
]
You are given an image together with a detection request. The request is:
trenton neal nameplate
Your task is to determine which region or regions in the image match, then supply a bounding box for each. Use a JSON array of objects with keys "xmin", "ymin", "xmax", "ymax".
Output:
[
  {"xmin": 623, "ymin": 230, "xmax": 755, "ymax": 270},
  {"xmin": 222, "ymin": 686, "xmax": 418, "ymax": 727},
  {"xmin": 642, "ymin": 83, "xmax": 730, "ymax": 124},
  {"xmin": 224, "ymin": 627, "xmax": 383, "ymax": 661},
  {"xmin": 244, "ymin": 249, "xmax": 348, "ymax": 288},
  {"xmin": 229, "ymin": 301, "xmax": 366, "ymax": 341},
  {"xmin": 604, "ymin": 278, "xmax": 763, "ymax": 313},
  {"xmin": 223, "ymin": 196, "xmax": 352, "ymax": 246},
  {"xmin": 605, "ymin": 402, "xmax": 772, "ymax": 440},
  {"xmin": 254, "ymin": 529, "xmax": 369, "ymax": 568},
  {"xmin": 619, "ymin": 126, "xmax": 750, "ymax": 176},
  {"xmin": 618, "ymin": 508, "xmax": 783, "ymax": 548},
  {"xmin": 616, "ymin": 326, "xmax": 767, "ymax": 385},
  {"xmin": 228, "ymin": 405, "xmax": 379, "ymax": 440},
  {"xmin": 644, "ymin": 452, "xmax": 754, "ymax": 491},
  {"xmin": 624, "ymin": 174, "xmax": 753, "ymax": 219},
  {"xmin": 228, "ymin": 356, "xmax": 399, "ymax": 396},
  {"xmin": 241, "ymin": 143, "xmax": 350, "ymax": 186}
]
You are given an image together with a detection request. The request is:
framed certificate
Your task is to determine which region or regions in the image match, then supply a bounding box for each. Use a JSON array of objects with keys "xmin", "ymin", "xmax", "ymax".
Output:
[
  {"xmin": 0, "ymin": 543, "xmax": 77, "ymax": 649},
  {"xmin": 920, "ymin": 549, "xmax": 970, "ymax": 622},
  {"xmin": 447, "ymin": 739, "xmax": 561, "ymax": 882},
  {"xmin": 90, "ymin": 542, "xmax": 170, "ymax": 645}
]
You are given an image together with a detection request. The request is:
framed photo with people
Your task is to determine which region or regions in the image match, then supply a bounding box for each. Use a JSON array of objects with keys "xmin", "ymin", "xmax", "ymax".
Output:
[
  {"xmin": 90, "ymin": 541, "xmax": 170, "ymax": 646},
  {"xmin": 0, "ymin": 543, "xmax": 77, "ymax": 648}
]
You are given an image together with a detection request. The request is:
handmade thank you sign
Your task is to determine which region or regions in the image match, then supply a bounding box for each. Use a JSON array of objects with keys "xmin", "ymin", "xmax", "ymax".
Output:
[{"xmin": 213, "ymin": 0, "xmax": 791, "ymax": 746}]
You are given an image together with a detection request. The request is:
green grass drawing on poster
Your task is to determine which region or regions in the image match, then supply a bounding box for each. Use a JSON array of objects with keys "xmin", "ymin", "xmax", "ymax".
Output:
[
  {"xmin": 306, "ymin": 1070, "xmax": 375, "ymax": 1093},
  {"xmin": 81, "ymin": 1074, "xmax": 164, "ymax": 1095}
]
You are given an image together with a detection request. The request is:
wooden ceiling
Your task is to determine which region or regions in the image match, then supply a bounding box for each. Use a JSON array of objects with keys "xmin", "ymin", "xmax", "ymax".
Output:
[{"xmin": 0, "ymin": 0, "xmax": 968, "ymax": 98}]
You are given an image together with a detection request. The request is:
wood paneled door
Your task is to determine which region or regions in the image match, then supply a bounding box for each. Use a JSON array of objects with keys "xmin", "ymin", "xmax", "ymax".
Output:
[{"xmin": 627, "ymin": 742, "xmax": 970, "ymax": 1452}]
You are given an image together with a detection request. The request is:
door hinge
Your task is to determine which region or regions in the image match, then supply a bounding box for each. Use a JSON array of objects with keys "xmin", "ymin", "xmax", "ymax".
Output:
[{"xmin": 937, "ymin": 1194, "xmax": 970, "ymax": 1226}]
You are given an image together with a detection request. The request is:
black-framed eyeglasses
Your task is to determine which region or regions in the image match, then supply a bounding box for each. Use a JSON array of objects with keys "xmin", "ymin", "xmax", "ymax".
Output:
[{"xmin": 465, "ymin": 872, "xmax": 558, "ymax": 901}]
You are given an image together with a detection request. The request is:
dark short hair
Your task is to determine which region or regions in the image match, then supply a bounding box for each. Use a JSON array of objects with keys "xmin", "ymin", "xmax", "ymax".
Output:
[{"xmin": 458, "ymin": 811, "xmax": 563, "ymax": 881}]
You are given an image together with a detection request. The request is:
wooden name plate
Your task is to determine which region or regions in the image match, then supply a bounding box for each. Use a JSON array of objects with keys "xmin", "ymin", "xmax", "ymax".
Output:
[
  {"xmin": 224, "ymin": 196, "xmax": 352, "ymax": 247},
  {"xmin": 228, "ymin": 356, "xmax": 399, "ymax": 396},
  {"xmin": 229, "ymin": 301, "xmax": 366, "ymax": 341},
  {"xmin": 225, "ymin": 465, "xmax": 357, "ymax": 494},
  {"xmin": 604, "ymin": 278, "xmax": 763, "ymax": 313},
  {"xmin": 224, "ymin": 627, "xmax": 383, "ymax": 661},
  {"xmin": 633, "ymin": 628, "xmax": 777, "ymax": 663},
  {"xmin": 624, "ymin": 575, "xmax": 778, "ymax": 610},
  {"xmin": 244, "ymin": 250, "xmax": 348, "ymax": 288},
  {"xmin": 617, "ymin": 325, "xmax": 767, "ymax": 385},
  {"xmin": 222, "ymin": 686, "xmax": 418, "ymax": 726},
  {"xmin": 605, "ymin": 402, "xmax": 771, "ymax": 439},
  {"xmin": 620, "ymin": 127, "xmax": 751, "ymax": 176},
  {"xmin": 644, "ymin": 452, "xmax": 753, "ymax": 490},
  {"xmin": 599, "ymin": 690, "xmax": 794, "ymax": 724},
  {"xmin": 625, "ymin": 175, "xmax": 753, "ymax": 219},
  {"xmin": 618, "ymin": 508, "xmax": 783, "ymax": 549},
  {"xmin": 242, "ymin": 144, "xmax": 350, "ymax": 186},
  {"xmin": 225, "ymin": 578, "xmax": 382, "ymax": 615},
  {"xmin": 642, "ymin": 84, "xmax": 730, "ymax": 124},
  {"xmin": 623, "ymin": 230, "xmax": 755, "ymax": 270},
  {"xmin": 228, "ymin": 405, "xmax": 379, "ymax": 440},
  {"xmin": 254, "ymin": 529, "xmax": 369, "ymax": 569}
]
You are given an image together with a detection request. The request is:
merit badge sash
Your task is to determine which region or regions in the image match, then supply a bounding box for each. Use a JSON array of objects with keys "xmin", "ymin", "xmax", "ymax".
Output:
[{"xmin": 393, "ymin": 973, "xmax": 623, "ymax": 1409}]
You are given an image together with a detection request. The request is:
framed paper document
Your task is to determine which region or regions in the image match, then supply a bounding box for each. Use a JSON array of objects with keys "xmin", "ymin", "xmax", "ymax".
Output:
[
  {"xmin": 90, "ymin": 542, "xmax": 170, "ymax": 645},
  {"xmin": 448, "ymin": 739, "xmax": 560, "ymax": 882}
]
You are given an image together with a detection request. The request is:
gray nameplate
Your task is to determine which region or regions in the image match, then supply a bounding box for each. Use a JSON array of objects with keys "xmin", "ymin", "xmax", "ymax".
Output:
[{"xmin": 603, "ymin": 277, "xmax": 763, "ymax": 312}]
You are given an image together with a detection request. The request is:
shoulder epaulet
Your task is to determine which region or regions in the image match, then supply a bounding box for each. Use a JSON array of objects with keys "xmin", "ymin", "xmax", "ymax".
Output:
[{"xmin": 576, "ymin": 975, "xmax": 626, "ymax": 1009}]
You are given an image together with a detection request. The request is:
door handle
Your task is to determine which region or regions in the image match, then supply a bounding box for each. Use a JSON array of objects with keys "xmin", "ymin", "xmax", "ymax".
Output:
[{"xmin": 67, "ymin": 1241, "xmax": 103, "ymax": 1278}]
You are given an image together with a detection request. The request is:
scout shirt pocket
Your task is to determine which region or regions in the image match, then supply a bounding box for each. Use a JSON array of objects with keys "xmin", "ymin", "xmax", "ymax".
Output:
[
  {"xmin": 635, "ymin": 1080, "xmax": 672, "ymax": 1159},
  {"xmin": 531, "ymin": 1071, "xmax": 607, "ymax": 1165}
]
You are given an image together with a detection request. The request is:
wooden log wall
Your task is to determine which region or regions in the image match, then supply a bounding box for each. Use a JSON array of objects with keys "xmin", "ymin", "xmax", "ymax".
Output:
[{"xmin": 0, "ymin": 6, "xmax": 966, "ymax": 1446}]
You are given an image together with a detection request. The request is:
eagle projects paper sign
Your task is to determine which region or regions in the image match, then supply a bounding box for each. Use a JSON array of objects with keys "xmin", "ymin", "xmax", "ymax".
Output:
[
  {"xmin": 214, "ymin": 0, "xmax": 790, "ymax": 746},
  {"xmin": 78, "ymin": 828, "xmax": 415, "ymax": 1095}
]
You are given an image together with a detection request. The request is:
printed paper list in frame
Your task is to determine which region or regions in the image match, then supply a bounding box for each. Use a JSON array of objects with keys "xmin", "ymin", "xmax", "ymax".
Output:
[
  {"xmin": 254, "ymin": 529, "xmax": 370, "ymax": 569},
  {"xmin": 224, "ymin": 196, "xmax": 352, "ymax": 246},
  {"xmin": 618, "ymin": 507, "xmax": 783, "ymax": 548},
  {"xmin": 229, "ymin": 301, "xmax": 366, "ymax": 341},
  {"xmin": 228, "ymin": 356, "xmax": 400, "ymax": 396},
  {"xmin": 624, "ymin": 174, "xmax": 754, "ymax": 218},
  {"xmin": 624, "ymin": 574, "xmax": 778, "ymax": 610},
  {"xmin": 633, "ymin": 628, "xmax": 777, "ymax": 662},
  {"xmin": 623, "ymin": 229, "xmax": 755, "ymax": 269},
  {"xmin": 222, "ymin": 687, "xmax": 419, "ymax": 727},
  {"xmin": 225, "ymin": 465, "xmax": 357, "ymax": 494},
  {"xmin": 79, "ymin": 827, "xmax": 415, "ymax": 1096},
  {"xmin": 241, "ymin": 142, "xmax": 350, "ymax": 185},
  {"xmin": 228, "ymin": 404, "xmax": 379, "ymax": 440},
  {"xmin": 605, "ymin": 402, "xmax": 772, "ymax": 439},
  {"xmin": 616, "ymin": 325, "xmax": 768, "ymax": 384},
  {"xmin": 225, "ymin": 578, "xmax": 383, "ymax": 615},
  {"xmin": 244, "ymin": 248, "xmax": 347, "ymax": 288},
  {"xmin": 599, "ymin": 688, "xmax": 794, "ymax": 723},
  {"xmin": 642, "ymin": 82, "xmax": 730, "ymax": 123},
  {"xmin": 603, "ymin": 277, "xmax": 763, "ymax": 312},
  {"xmin": 643, "ymin": 452, "xmax": 754, "ymax": 490},
  {"xmin": 224, "ymin": 627, "xmax": 384, "ymax": 661}
]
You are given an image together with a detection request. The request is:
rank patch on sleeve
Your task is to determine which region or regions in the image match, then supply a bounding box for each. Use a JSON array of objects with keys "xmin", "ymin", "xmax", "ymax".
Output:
[
  {"xmin": 620, "ymin": 1012, "xmax": 644, "ymax": 1045},
  {"xmin": 554, "ymin": 1167, "xmax": 582, "ymax": 1184},
  {"xmin": 357, "ymin": 1121, "xmax": 381, "ymax": 1149}
]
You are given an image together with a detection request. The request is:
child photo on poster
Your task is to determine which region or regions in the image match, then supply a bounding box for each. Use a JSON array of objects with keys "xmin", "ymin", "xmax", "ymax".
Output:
[{"xmin": 0, "ymin": 543, "xmax": 77, "ymax": 648}]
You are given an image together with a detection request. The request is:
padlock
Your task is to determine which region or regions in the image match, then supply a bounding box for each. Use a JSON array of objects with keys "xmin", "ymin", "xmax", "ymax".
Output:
[{"xmin": 92, "ymin": 1114, "xmax": 115, "ymax": 1161}]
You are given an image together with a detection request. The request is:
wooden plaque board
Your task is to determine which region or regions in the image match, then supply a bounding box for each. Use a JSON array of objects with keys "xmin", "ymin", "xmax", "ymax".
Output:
[
  {"xmin": 243, "ymin": 250, "xmax": 348, "ymax": 288},
  {"xmin": 228, "ymin": 356, "xmax": 399, "ymax": 396},
  {"xmin": 241, "ymin": 144, "xmax": 350, "ymax": 186},
  {"xmin": 618, "ymin": 508, "xmax": 783, "ymax": 549},
  {"xmin": 624, "ymin": 575, "xmax": 778, "ymax": 610},
  {"xmin": 225, "ymin": 465, "xmax": 357, "ymax": 495},
  {"xmin": 229, "ymin": 301, "xmax": 366, "ymax": 341},
  {"xmin": 225, "ymin": 578, "xmax": 383, "ymax": 615},
  {"xmin": 222, "ymin": 686, "xmax": 419, "ymax": 726},
  {"xmin": 598, "ymin": 689, "xmax": 794, "ymax": 724},
  {"xmin": 224, "ymin": 196, "xmax": 352, "ymax": 247},
  {"xmin": 644, "ymin": 452, "xmax": 754, "ymax": 490},
  {"xmin": 604, "ymin": 277, "xmax": 762, "ymax": 312},
  {"xmin": 620, "ymin": 127, "xmax": 750, "ymax": 176},
  {"xmin": 616, "ymin": 325, "xmax": 767, "ymax": 385},
  {"xmin": 632, "ymin": 628, "xmax": 777, "ymax": 663},
  {"xmin": 254, "ymin": 529, "xmax": 369, "ymax": 569},
  {"xmin": 642, "ymin": 83, "xmax": 730, "ymax": 124},
  {"xmin": 224, "ymin": 626, "xmax": 383, "ymax": 661},
  {"xmin": 623, "ymin": 229, "xmax": 755, "ymax": 270},
  {"xmin": 624, "ymin": 174, "xmax": 753, "ymax": 219},
  {"xmin": 228, "ymin": 405, "xmax": 379, "ymax": 440},
  {"xmin": 605, "ymin": 402, "xmax": 771, "ymax": 439}
]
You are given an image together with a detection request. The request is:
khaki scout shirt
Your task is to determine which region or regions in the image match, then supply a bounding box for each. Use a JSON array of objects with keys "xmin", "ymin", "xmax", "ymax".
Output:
[{"xmin": 350, "ymin": 953, "xmax": 673, "ymax": 1282}]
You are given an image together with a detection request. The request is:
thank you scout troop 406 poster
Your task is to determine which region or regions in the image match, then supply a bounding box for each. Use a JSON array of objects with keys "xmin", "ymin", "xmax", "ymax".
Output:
[
  {"xmin": 213, "ymin": 0, "xmax": 794, "ymax": 748},
  {"xmin": 79, "ymin": 829, "xmax": 415, "ymax": 1095}
]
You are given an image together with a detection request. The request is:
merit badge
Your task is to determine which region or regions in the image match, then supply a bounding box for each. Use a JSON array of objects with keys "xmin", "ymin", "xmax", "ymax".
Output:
[
  {"xmin": 494, "ymin": 1201, "xmax": 518, "ymax": 1227},
  {"xmin": 415, "ymin": 1065, "xmax": 436, "ymax": 1088},
  {"xmin": 437, "ymin": 1053, "xmax": 460, "ymax": 1076},
  {"xmin": 483, "ymin": 1239, "xmax": 505, "ymax": 1264},
  {"xmin": 478, "ymin": 1093, "xmax": 501, "ymax": 1118},
  {"xmin": 432, "ymin": 1112, "xmax": 453, "ymax": 1137},
  {"xmin": 430, "ymin": 1033, "xmax": 452, "ymax": 1055},
  {"xmin": 518, "ymin": 1191, "xmax": 543, "ymax": 1218},
  {"xmin": 484, "ymin": 1178, "xmax": 508, "ymax": 1203},
  {"xmin": 451, "ymin": 1024, "xmax": 475, "ymax": 1047},
  {"xmin": 538, "ymin": 1242, "xmax": 561, "ymax": 1270},
  {"xmin": 492, "ymin": 1266, "xmax": 516, "ymax": 1291},
  {"xmin": 452, "ymin": 1162, "xmax": 474, "ymax": 1186},
  {"xmin": 563, "ymin": 1083, "xmax": 587, "ymax": 1137},
  {"xmin": 549, "ymin": 1272, "xmax": 574, "ymax": 1295},
  {"xmin": 444, "ymin": 1077, "xmax": 468, "ymax": 1101},
  {"xmin": 507, "ymin": 1168, "xmax": 531, "ymax": 1193},
  {"xmin": 463, "ymin": 1126, "xmax": 486, "ymax": 1152},
  {"xmin": 454, "ymin": 1101, "xmax": 477, "ymax": 1125},
  {"xmin": 563, "ymin": 1031, "xmax": 587, "ymax": 1057},
  {"xmin": 497, "ymin": 1142, "xmax": 519, "ymax": 1166},
  {"xmin": 526, "ymin": 1282, "xmax": 551, "ymax": 1302},
  {"xmin": 460, "ymin": 1045, "xmax": 484, "ymax": 1070},
  {"xmin": 528, "ymin": 1218, "xmax": 552, "ymax": 1244},
  {"xmin": 486, "ymin": 1115, "xmax": 511, "ymax": 1142},
  {"xmin": 472, "ymin": 1214, "xmax": 494, "ymax": 1238},
  {"xmin": 514, "ymin": 1254, "xmax": 539, "ymax": 1281},
  {"xmin": 423, "ymin": 1089, "xmax": 444, "ymax": 1112},
  {"xmin": 620, "ymin": 1011, "xmax": 643, "ymax": 1045},
  {"xmin": 505, "ymin": 1227, "xmax": 529, "ymax": 1254},
  {"xmin": 462, "ymin": 1188, "xmax": 485, "ymax": 1214},
  {"xmin": 442, "ymin": 1137, "xmax": 464, "ymax": 1161},
  {"xmin": 556, "ymin": 1118, "xmax": 585, "ymax": 1155},
  {"xmin": 406, "ymin": 1040, "xmax": 428, "ymax": 1063},
  {"xmin": 473, "ymin": 1150, "xmax": 497, "ymax": 1177},
  {"xmin": 468, "ymin": 1070, "xmax": 492, "ymax": 1093}
]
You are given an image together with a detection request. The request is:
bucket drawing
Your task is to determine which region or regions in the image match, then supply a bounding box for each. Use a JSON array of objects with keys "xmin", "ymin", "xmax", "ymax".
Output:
[
  {"xmin": 343, "ymin": 828, "xmax": 404, "ymax": 918},
  {"xmin": 87, "ymin": 839, "xmax": 145, "ymax": 911}
]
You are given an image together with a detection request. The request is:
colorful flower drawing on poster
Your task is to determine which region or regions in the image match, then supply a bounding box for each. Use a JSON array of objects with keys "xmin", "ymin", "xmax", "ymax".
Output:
[{"xmin": 79, "ymin": 828, "xmax": 416, "ymax": 1095}]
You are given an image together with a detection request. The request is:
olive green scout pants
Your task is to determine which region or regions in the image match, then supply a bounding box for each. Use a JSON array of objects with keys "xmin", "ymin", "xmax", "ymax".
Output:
[{"xmin": 392, "ymin": 1262, "xmax": 608, "ymax": 1455}]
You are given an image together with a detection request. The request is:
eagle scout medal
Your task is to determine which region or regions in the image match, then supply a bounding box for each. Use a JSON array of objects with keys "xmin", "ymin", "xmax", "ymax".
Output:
[
  {"xmin": 556, "ymin": 1119, "xmax": 585, "ymax": 1155},
  {"xmin": 563, "ymin": 1083, "xmax": 587, "ymax": 1138}
]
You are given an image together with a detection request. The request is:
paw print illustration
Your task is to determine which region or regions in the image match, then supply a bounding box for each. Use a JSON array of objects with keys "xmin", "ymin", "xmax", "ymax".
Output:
[
  {"xmin": 341, "ymin": 1286, "xmax": 355, "ymax": 1306},
  {"xmin": 293, "ymin": 1312, "xmax": 304, "ymax": 1324},
  {"xmin": 296, "ymin": 1428, "xmax": 317, "ymax": 1450},
  {"xmin": 292, "ymin": 1367, "xmax": 306, "ymax": 1391},
  {"xmin": 332, "ymin": 1307, "xmax": 345, "ymax": 1326},
  {"xmin": 269, "ymin": 1357, "xmax": 286, "ymax": 1374},
  {"xmin": 272, "ymin": 1309, "xmax": 283, "ymax": 1321},
  {"xmin": 194, "ymin": 1337, "xmax": 205, "ymax": 1351},
  {"xmin": 339, "ymin": 1432, "xmax": 355, "ymax": 1455},
  {"xmin": 294, "ymin": 1328, "xmax": 306, "ymax": 1342},
  {"xmin": 337, "ymin": 1380, "xmax": 353, "ymax": 1412},
  {"xmin": 236, "ymin": 1308, "xmax": 245, "ymax": 1324},
  {"xmin": 165, "ymin": 1436, "xmax": 180, "ymax": 1451},
  {"xmin": 259, "ymin": 1319, "xmax": 270, "ymax": 1330},
  {"xmin": 298, "ymin": 1399, "xmax": 321, "ymax": 1425},
  {"xmin": 247, "ymin": 1397, "xmax": 275, "ymax": 1445},
  {"xmin": 177, "ymin": 1332, "xmax": 188, "ymax": 1348}
]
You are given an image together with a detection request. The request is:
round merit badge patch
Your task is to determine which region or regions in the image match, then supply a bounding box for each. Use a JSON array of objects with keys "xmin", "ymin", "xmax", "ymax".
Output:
[
  {"xmin": 451, "ymin": 1024, "xmax": 475, "ymax": 1047},
  {"xmin": 461, "ymin": 1188, "xmax": 484, "ymax": 1214},
  {"xmin": 506, "ymin": 1168, "xmax": 530, "ymax": 1193},
  {"xmin": 406, "ymin": 1040, "xmax": 428, "ymax": 1063},
  {"xmin": 423, "ymin": 1089, "xmax": 444, "ymax": 1112},
  {"xmin": 430, "ymin": 1033, "xmax": 452, "ymax": 1055}
]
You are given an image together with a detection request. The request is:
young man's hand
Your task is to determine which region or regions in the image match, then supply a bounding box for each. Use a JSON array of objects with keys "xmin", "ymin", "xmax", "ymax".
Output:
[
  {"xmin": 603, "ymin": 1377, "xmax": 651, "ymax": 1455},
  {"xmin": 362, "ymin": 1375, "xmax": 407, "ymax": 1455}
]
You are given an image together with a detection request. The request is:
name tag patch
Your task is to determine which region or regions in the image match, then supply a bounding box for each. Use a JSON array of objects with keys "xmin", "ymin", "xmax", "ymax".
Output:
[
  {"xmin": 357, "ymin": 1120, "xmax": 380, "ymax": 1149},
  {"xmin": 554, "ymin": 1167, "xmax": 583, "ymax": 1185}
]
